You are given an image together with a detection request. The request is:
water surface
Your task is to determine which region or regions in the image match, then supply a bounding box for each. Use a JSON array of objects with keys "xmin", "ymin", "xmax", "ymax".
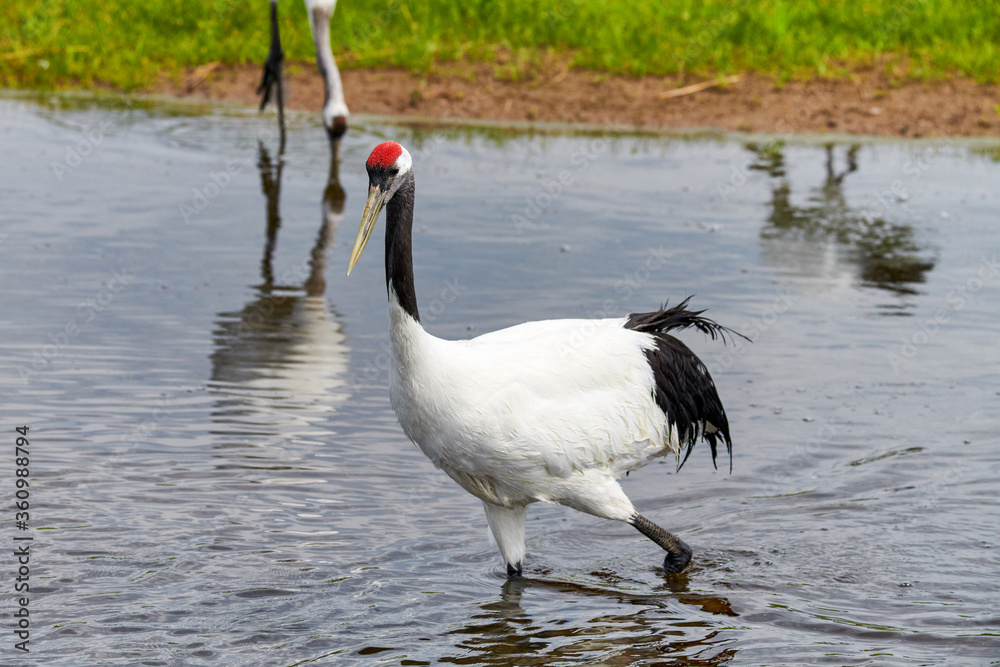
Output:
[{"xmin": 2, "ymin": 94, "xmax": 999, "ymax": 665}]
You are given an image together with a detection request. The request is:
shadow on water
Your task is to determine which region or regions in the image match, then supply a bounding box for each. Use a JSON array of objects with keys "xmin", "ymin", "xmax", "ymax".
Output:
[
  {"xmin": 436, "ymin": 574, "xmax": 738, "ymax": 665},
  {"xmin": 750, "ymin": 141, "xmax": 935, "ymax": 295},
  {"xmin": 208, "ymin": 140, "xmax": 349, "ymax": 440}
]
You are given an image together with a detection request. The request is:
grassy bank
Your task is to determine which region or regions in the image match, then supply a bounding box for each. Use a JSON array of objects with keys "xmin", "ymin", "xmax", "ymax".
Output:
[{"xmin": 3, "ymin": 0, "xmax": 999, "ymax": 90}]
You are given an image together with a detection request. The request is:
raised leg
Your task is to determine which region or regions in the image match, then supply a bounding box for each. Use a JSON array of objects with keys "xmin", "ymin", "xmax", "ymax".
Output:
[
  {"xmin": 483, "ymin": 502, "xmax": 526, "ymax": 576},
  {"xmin": 631, "ymin": 514, "xmax": 693, "ymax": 573},
  {"xmin": 554, "ymin": 473, "xmax": 691, "ymax": 572}
]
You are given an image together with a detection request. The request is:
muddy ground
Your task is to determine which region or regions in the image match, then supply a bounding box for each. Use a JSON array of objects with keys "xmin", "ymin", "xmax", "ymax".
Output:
[{"xmin": 159, "ymin": 60, "xmax": 1000, "ymax": 137}]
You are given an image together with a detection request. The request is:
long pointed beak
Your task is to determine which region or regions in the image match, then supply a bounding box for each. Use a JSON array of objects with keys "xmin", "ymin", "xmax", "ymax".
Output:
[{"xmin": 347, "ymin": 184, "xmax": 385, "ymax": 276}]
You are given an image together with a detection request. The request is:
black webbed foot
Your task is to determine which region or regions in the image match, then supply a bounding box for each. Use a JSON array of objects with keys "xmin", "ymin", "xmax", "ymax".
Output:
[
  {"xmin": 631, "ymin": 513, "xmax": 694, "ymax": 573},
  {"xmin": 662, "ymin": 539, "xmax": 693, "ymax": 573}
]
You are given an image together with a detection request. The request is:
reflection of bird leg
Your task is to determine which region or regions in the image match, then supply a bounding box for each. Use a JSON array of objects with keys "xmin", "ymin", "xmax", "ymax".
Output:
[
  {"xmin": 499, "ymin": 577, "xmax": 527, "ymax": 605},
  {"xmin": 747, "ymin": 140, "xmax": 786, "ymax": 178},
  {"xmin": 824, "ymin": 143, "xmax": 861, "ymax": 189},
  {"xmin": 846, "ymin": 145, "xmax": 859, "ymax": 174},
  {"xmin": 257, "ymin": 0, "xmax": 286, "ymax": 148},
  {"xmin": 768, "ymin": 180, "xmax": 797, "ymax": 230},
  {"xmin": 257, "ymin": 141, "xmax": 284, "ymax": 292},
  {"xmin": 821, "ymin": 144, "xmax": 863, "ymax": 211},
  {"xmin": 822, "ymin": 144, "xmax": 846, "ymax": 206},
  {"xmin": 323, "ymin": 141, "xmax": 346, "ymax": 220},
  {"xmin": 305, "ymin": 143, "xmax": 346, "ymax": 296}
]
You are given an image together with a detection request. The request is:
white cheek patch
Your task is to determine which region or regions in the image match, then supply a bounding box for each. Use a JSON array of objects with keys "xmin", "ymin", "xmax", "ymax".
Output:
[
  {"xmin": 385, "ymin": 148, "xmax": 414, "ymax": 201},
  {"xmin": 395, "ymin": 148, "xmax": 412, "ymax": 177}
]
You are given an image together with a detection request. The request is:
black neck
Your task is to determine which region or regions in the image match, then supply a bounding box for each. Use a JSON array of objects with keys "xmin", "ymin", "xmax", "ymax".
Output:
[{"xmin": 384, "ymin": 175, "xmax": 419, "ymax": 322}]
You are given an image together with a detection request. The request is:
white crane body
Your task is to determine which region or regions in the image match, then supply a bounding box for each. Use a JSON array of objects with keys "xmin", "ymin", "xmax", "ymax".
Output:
[
  {"xmin": 389, "ymin": 293, "xmax": 674, "ymax": 510},
  {"xmin": 348, "ymin": 142, "xmax": 741, "ymax": 574}
]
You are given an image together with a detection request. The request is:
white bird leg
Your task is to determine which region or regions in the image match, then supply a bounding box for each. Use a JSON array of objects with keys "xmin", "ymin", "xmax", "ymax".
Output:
[
  {"xmin": 483, "ymin": 503, "xmax": 527, "ymax": 576},
  {"xmin": 307, "ymin": 0, "xmax": 349, "ymax": 139}
]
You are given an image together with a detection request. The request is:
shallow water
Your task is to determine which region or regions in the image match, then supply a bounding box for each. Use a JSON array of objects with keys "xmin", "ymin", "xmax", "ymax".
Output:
[{"xmin": 2, "ymin": 93, "xmax": 999, "ymax": 666}]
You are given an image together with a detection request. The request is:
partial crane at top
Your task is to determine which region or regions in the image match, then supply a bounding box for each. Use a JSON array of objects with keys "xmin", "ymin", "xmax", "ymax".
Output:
[{"xmin": 258, "ymin": 0, "xmax": 349, "ymax": 142}]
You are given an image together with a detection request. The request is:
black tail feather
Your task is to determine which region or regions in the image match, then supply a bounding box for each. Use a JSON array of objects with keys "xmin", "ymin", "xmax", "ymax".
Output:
[
  {"xmin": 625, "ymin": 296, "xmax": 749, "ymax": 345},
  {"xmin": 625, "ymin": 297, "xmax": 746, "ymax": 473}
]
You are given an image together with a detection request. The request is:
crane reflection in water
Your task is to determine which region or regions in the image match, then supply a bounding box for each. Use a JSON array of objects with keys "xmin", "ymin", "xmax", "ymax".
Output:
[
  {"xmin": 436, "ymin": 574, "xmax": 739, "ymax": 665},
  {"xmin": 208, "ymin": 140, "xmax": 349, "ymax": 440},
  {"xmin": 749, "ymin": 141, "xmax": 935, "ymax": 295}
]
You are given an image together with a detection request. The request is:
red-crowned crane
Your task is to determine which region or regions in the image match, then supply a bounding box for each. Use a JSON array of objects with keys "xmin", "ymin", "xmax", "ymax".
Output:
[
  {"xmin": 258, "ymin": 0, "xmax": 349, "ymax": 140},
  {"xmin": 347, "ymin": 141, "xmax": 743, "ymax": 576}
]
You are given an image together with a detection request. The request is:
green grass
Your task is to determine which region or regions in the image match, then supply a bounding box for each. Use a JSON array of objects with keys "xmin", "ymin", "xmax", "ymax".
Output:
[{"xmin": 3, "ymin": 0, "xmax": 1000, "ymax": 90}]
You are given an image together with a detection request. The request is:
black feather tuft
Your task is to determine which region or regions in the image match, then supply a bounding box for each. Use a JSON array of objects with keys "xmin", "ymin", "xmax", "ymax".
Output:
[
  {"xmin": 625, "ymin": 297, "xmax": 747, "ymax": 472},
  {"xmin": 625, "ymin": 296, "xmax": 747, "ymax": 345}
]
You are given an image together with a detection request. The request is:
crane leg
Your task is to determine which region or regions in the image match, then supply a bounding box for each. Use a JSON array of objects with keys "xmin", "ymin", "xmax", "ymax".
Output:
[
  {"xmin": 631, "ymin": 514, "xmax": 692, "ymax": 573},
  {"xmin": 258, "ymin": 0, "xmax": 285, "ymax": 133},
  {"xmin": 483, "ymin": 502, "xmax": 526, "ymax": 577}
]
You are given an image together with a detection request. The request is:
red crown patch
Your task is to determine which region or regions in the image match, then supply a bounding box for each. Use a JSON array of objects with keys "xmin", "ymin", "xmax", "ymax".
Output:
[{"xmin": 367, "ymin": 142, "xmax": 403, "ymax": 169}]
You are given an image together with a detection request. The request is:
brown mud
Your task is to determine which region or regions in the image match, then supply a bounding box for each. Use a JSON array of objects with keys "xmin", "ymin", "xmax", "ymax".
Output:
[{"xmin": 159, "ymin": 60, "xmax": 1000, "ymax": 137}]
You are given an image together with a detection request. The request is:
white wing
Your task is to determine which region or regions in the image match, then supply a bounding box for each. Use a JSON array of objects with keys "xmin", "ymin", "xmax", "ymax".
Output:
[{"xmin": 389, "ymin": 314, "xmax": 675, "ymax": 506}]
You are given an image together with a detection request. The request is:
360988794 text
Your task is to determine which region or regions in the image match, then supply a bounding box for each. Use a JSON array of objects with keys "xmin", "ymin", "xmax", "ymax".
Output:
[{"xmin": 13, "ymin": 425, "xmax": 32, "ymax": 653}]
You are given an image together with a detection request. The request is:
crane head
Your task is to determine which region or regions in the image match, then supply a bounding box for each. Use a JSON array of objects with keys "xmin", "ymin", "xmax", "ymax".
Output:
[{"xmin": 347, "ymin": 142, "xmax": 412, "ymax": 275}]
